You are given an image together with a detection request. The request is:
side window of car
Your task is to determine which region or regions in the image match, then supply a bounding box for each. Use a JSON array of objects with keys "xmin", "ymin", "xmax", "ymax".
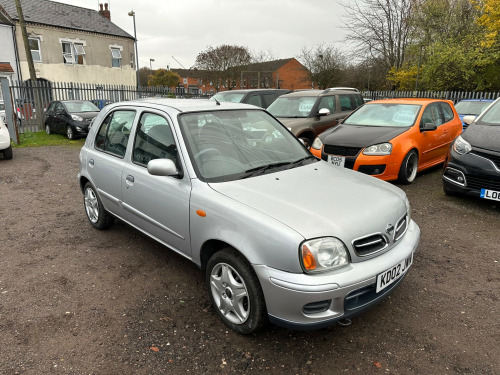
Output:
[
  {"xmin": 262, "ymin": 93, "xmax": 276, "ymax": 108},
  {"xmin": 421, "ymin": 103, "xmax": 444, "ymax": 127},
  {"xmin": 440, "ymin": 102, "xmax": 454, "ymax": 122},
  {"xmin": 318, "ymin": 96, "xmax": 336, "ymax": 114},
  {"xmin": 352, "ymin": 94, "xmax": 364, "ymax": 108},
  {"xmin": 339, "ymin": 94, "xmax": 356, "ymax": 111},
  {"xmin": 132, "ymin": 112, "xmax": 177, "ymax": 167},
  {"xmin": 94, "ymin": 110, "xmax": 136, "ymax": 158},
  {"xmin": 55, "ymin": 102, "xmax": 65, "ymax": 114},
  {"xmin": 247, "ymin": 95, "xmax": 262, "ymax": 107}
]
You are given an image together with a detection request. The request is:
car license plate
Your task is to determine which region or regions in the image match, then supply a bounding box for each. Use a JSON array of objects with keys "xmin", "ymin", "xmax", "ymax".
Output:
[
  {"xmin": 376, "ymin": 253, "xmax": 413, "ymax": 293},
  {"xmin": 328, "ymin": 155, "xmax": 345, "ymax": 167},
  {"xmin": 480, "ymin": 189, "xmax": 500, "ymax": 202}
]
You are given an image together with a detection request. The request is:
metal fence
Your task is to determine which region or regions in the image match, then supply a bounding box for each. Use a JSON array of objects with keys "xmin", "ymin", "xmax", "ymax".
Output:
[
  {"xmin": 362, "ymin": 90, "xmax": 500, "ymax": 102},
  {"xmin": 5, "ymin": 81, "xmax": 209, "ymax": 136}
]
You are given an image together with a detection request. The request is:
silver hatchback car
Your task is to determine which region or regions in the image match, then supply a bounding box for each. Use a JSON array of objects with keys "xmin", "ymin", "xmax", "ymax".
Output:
[{"xmin": 78, "ymin": 99, "xmax": 420, "ymax": 334}]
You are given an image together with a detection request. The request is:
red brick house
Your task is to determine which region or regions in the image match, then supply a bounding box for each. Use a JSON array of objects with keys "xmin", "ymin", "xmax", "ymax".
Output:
[{"xmin": 171, "ymin": 58, "xmax": 314, "ymax": 95}]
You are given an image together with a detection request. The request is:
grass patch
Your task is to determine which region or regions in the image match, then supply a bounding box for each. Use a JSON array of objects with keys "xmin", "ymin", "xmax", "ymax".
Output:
[{"xmin": 13, "ymin": 131, "xmax": 85, "ymax": 148}]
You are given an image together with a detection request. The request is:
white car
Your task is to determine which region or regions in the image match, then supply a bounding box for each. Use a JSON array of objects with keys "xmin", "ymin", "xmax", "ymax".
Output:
[{"xmin": 0, "ymin": 115, "xmax": 13, "ymax": 159}]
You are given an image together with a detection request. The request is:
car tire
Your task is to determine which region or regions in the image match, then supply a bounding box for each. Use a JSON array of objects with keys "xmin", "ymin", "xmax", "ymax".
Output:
[
  {"xmin": 45, "ymin": 124, "xmax": 51, "ymax": 135},
  {"xmin": 206, "ymin": 248, "xmax": 267, "ymax": 334},
  {"xmin": 67, "ymin": 126, "xmax": 75, "ymax": 140},
  {"xmin": 299, "ymin": 137, "xmax": 312, "ymax": 149},
  {"xmin": 83, "ymin": 182, "xmax": 114, "ymax": 230},
  {"xmin": 3, "ymin": 145, "xmax": 13, "ymax": 160},
  {"xmin": 398, "ymin": 150, "xmax": 418, "ymax": 184}
]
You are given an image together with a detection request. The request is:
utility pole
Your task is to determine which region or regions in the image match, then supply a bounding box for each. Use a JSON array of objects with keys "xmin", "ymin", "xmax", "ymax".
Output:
[{"xmin": 15, "ymin": 0, "xmax": 43, "ymax": 130}]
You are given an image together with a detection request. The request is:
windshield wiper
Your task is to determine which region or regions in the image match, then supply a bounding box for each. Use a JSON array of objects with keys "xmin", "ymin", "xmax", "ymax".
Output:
[
  {"xmin": 287, "ymin": 155, "xmax": 318, "ymax": 168},
  {"xmin": 241, "ymin": 162, "xmax": 292, "ymax": 178}
]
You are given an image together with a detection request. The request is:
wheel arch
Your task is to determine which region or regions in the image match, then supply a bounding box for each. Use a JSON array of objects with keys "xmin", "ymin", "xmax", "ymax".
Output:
[{"xmin": 199, "ymin": 239, "xmax": 251, "ymax": 271}]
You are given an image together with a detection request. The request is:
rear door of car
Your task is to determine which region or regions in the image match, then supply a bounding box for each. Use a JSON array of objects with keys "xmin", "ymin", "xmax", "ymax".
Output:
[
  {"xmin": 120, "ymin": 109, "xmax": 192, "ymax": 256},
  {"xmin": 87, "ymin": 108, "xmax": 137, "ymax": 218}
]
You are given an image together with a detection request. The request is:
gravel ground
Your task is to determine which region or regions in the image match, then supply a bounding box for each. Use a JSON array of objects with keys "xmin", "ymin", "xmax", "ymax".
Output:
[{"xmin": 0, "ymin": 144, "xmax": 499, "ymax": 375}]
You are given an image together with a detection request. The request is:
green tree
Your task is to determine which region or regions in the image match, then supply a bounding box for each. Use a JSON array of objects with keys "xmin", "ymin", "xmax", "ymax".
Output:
[
  {"xmin": 194, "ymin": 45, "xmax": 252, "ymax": 91},
  {"xmin": 148, "ymin": 69, "xmax": 181, "ymax": 87}
]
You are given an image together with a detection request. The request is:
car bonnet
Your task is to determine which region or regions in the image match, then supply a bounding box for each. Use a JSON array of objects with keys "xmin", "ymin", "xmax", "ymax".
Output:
[
  {"xmin": 321, "ymin": 124, "xmax": 411, "ymax": 147},
  {"xmin": 208, "ymin": 162, "xmax": 407, "ymax": 242}
]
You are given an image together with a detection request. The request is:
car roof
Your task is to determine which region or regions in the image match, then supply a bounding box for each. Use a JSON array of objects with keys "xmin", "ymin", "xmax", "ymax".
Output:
[
  {"xmin": 281, "ymin": 89, "xmax": 360, "ymax": 98},
  {"xmin": 110, "ymin": 98, "xmax": 259, "ymax": 113},
  {"xmin": 365, "ymin": 98, "xmax": 454, "ymax": 105},
  {"xmin": 456, "ymin": 98, "xmax": 494, "ymax": 102},
  {"xmin": 215, "ymin": 89, "xmax": 290, "ymax": 94}
]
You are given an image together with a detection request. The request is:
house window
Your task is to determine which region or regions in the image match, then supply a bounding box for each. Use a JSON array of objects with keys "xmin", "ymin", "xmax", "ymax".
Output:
[
  {"xmin": 29, "ymin": 37, "xmax": 42, "ymax": 62},
  {"xmin": 62, "ymin": 41, "xmax": 85, "ymax": 65},
  {"xmin": 111, "ymin": 48, "xmax": 121, "ymax": 67},
  {"xmin": 130, "ymin": 53, "xmax": 135, "ymax": 68}
]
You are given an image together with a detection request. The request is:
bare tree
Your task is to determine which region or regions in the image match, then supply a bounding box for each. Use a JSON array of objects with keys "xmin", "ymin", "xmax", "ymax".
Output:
[
  {"xmin": 341, "ymin": 0, "xmax": 415, "ymax": 71},
  {"xmin": 194, "ymin": 45, "xmax": 252, "ymax": 91},
  {"xmin": 298, "ymin": 44, "xmax": 347, "ymax": 89}
]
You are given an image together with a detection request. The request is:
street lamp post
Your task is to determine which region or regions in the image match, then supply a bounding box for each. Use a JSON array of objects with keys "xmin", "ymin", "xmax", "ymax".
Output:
[
  {"xmin": 128, "ymin": 10, "xmax": 139, "ymax": 87},
  {"xmin": 150, "ymin": 58, "xmax": 155, "ymax": 70}
]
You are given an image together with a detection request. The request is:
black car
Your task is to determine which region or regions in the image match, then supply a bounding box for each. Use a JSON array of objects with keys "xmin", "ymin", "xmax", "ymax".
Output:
[
  {"xmin": 211, "ymin": 89, "xmax": 291, "ymax": 108},
  {"xmin": 45, "ymin": 100, "xmax": 100, "ymax": 139},
  {"xmin": 442, "ymin": 97, "xmax": 500, "ymax": 201}
]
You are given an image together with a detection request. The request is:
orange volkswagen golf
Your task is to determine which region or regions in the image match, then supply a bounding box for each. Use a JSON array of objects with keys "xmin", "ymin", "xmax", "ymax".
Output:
[{"xmin": 310, "ymin": 98, "xmax": 463, "ymax": 183}]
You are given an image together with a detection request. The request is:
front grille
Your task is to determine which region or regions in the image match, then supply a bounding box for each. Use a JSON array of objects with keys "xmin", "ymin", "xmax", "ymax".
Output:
[
  {"xmin": 323, "ymin": 145, "xmax": 362, "ymax": 157},
  {"xmin": 353, "ymin": 234, "xmax": 388, "ymax": 256},
  {"xmin": 394, "ymin": 215, "xmax": 408, "ymax": 242},
  {"xmin": 466, "ymin": 176, "xmax": 500, "ymax": 191},
  {"xmin": 471, "ymin": 150, "xmax": 500, "ymax": 169}
]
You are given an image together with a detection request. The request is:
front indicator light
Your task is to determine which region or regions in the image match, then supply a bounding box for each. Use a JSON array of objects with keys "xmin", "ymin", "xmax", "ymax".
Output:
[{"xmin": 302, "ymin": 246, "xmax": 317, "ymax": 270}]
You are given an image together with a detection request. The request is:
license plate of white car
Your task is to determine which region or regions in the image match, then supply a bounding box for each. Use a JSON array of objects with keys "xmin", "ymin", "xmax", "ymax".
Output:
[
  {"xmin": 376, "ymin": 253, "xmax": 413, "ymax": 293},
  {"xmin": 328, "ymin": 155, "xmax": 345, "ymax": 167},
  {"xmin": 480, "ymin": 188, "xmax": 500, "ymax": 202}
]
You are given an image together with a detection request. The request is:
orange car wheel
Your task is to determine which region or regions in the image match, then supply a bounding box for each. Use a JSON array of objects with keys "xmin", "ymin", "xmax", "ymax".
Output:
[{"xmin": 398, "ymin": 150, "xmax": 418, "ymax": 184}]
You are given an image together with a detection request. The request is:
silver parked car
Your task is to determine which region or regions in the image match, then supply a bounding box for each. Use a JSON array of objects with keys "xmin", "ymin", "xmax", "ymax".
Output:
[{"xmin": 78, "ymin": 99, "xmax": 420, "ymax": 334}]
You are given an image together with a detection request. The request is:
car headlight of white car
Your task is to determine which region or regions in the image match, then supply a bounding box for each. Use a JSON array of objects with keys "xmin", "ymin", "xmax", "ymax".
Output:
[
  {"xmin": 363, "ymin": 142, "xmax": 392, "ymax": 155},
  {"xmin": 452, "ymin": 135, "xmax": 471, "ymax": 155},
  {"xmin": 300, "ymin": 237, "xmax": 349, "ymax": 273}
]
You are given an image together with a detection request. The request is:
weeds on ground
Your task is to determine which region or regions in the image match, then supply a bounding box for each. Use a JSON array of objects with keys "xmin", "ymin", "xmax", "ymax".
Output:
[{"xmin": 13, "ymin": 131, "xmax": 85, "ymax": 148}]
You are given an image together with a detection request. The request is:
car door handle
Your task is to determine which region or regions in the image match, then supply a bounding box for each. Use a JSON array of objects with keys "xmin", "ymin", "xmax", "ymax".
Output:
[
  {"xmin": 89, "ymin": 159, "xmax": 94, "ymax": 167},
  {"xmin": 126, "ymin": 175, "xmax": 134, "ymax": 182}
]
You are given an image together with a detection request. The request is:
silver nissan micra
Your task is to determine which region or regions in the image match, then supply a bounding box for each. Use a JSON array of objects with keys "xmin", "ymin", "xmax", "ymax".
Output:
[{"xmin": 78, "ymin": 98, "xmax": 420, "ymax": 334}]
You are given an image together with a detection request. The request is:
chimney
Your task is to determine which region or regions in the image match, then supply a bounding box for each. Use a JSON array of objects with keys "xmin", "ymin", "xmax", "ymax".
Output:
[{"xmin": 99, "ymin": 3, "xmax": 111, "ymax": 20}]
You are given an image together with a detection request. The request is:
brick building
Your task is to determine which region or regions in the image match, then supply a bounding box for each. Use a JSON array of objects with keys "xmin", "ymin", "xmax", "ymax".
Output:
[{"xmin": 171, "ymin": 58, "xmax": 314, "ymax": 95}]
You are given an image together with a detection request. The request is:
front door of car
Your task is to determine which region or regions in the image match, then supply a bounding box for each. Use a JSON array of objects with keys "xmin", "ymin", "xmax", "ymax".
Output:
[
  {"xmin": 121, "ymin": 111, "xmax": 192, "ymax": 256},
  {"xmin": 417, "ymin": 102, "xmax": 450, "ymax": 166},
  {"xmin": 313, "ymin": 96, "xmax": 341, "ymax": 134},
  {"xmin": 54, "ymin": 102, "xmax": 67, "ymax": 133},
  {"xmin": 88, "ymin": 109, "xmax": 137, "ymax": 218}
]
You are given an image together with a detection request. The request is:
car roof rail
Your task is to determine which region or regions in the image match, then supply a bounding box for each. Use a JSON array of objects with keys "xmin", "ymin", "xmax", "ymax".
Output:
[{"xmin": 323, "ymin": 87, "xmax": 360, "ymax": 93}]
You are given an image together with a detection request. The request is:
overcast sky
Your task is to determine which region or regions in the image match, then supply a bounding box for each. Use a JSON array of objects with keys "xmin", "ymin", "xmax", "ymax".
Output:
[{"xmin": 54, "ymin": 0, "xmax": 351, "ymax": 70}]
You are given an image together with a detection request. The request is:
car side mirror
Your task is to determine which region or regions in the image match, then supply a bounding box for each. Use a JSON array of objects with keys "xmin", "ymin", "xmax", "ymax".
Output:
[
  {"xmin": 147, "ymin": 158, "xmax": 179, "ymax": 177},
  {"xmin": 421, "ymin": 123, "xmax": 437, "ymax": 131},
  {"xmin": 317, "ymin": 108, "xmax": 330, "ymax": 117},
  {"xmin": 463, "ymin": 115, "xmax": 476, "ymax": 125}
]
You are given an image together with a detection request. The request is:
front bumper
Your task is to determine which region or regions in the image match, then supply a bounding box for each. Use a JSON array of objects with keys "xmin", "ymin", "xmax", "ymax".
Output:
[
  {"xmin": 254, "ymin": 220, "xmax": 420, "ymax": 330},
  {"xmin": 442, "ymin": 148, "xmax": 500, "ymax": 198}
]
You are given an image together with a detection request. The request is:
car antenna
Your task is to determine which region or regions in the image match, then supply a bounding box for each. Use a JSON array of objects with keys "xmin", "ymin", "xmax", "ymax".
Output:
[{"xmin": 213, "ymin": 97, "xmax": 221, "ymax": 105}]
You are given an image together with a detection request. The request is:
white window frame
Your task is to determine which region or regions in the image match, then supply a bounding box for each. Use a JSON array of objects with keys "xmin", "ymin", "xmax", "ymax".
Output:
[
  {"xmin": 59, "ymin": 38, "xmax": 86, "ymax": 65},
  {"xmin": 110, "ymin": 45, "xmax": 123, "ymax": 68},
  {"xmin": 29, "ymin": 37, "xmax": 42, "ymax": 62}
]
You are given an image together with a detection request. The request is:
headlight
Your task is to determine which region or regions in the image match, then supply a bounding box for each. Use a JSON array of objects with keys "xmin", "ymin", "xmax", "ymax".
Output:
[
  {"xmin": 453, "ymin": 135, "xmax": 471, "ymax": 155},
  {"xmin": 300, "ymin": 237, "xmax": 349, "ymax": 273},
  {"xmin": 363, "ymin": 142, "xmax": 392, "ymax": 155},
  {"xmin": 311, "ymin": 137, "xmax": 323, "ymax": 150},
  {"xmin": 71, "ymin": 114, "xmax": 84, "ymax": 121},
  {"xmin": 76, "ymin": 126, "xmax": 83, "ymax": 131}
]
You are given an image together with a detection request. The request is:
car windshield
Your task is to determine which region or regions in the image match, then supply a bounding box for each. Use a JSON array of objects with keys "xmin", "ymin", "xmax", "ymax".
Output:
[
  {"xmin": 454, "ymin": 101, "xmax": 492, "ymax": 116},
  {"xmin": 344, "ymin": 103, "xmax": 421, "ymax": 127},
  {"xmin": 477, "ymin": 100, "xmax": 500, "ymax": 125},
  {"xmin": 63, "ymin": 101, "xmax": 99, "ymax": 113},
  {"xmin": 267, "ymin": 96, "xmax": 317, "ymax": 118},
  {"xmin": 211, "ymin": 92, "xmax": 245, "ymax": 103},
  {"xmin": 179, "ymin": 109, "xmax": 314, "ymax": 182}
]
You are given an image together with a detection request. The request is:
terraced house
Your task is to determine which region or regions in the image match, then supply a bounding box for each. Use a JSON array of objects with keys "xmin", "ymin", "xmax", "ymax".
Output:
[{"xmin": 0, "ymin": 0, "xmax": 136, "ymax": 86}]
